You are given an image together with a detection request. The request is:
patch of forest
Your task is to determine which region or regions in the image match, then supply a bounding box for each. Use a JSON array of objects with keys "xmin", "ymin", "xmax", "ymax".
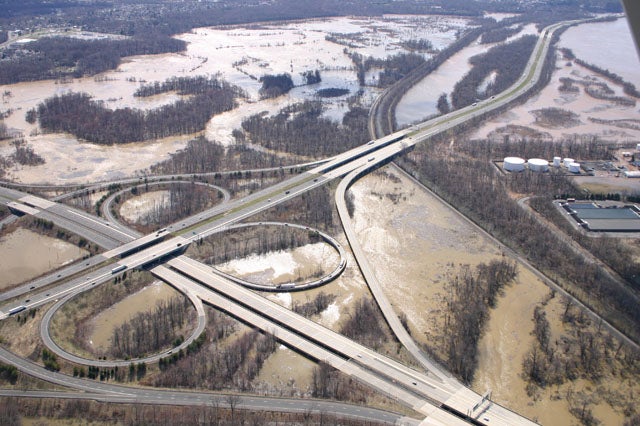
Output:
[
  {"xmin": 197, "ymin": 224, "xmax": 325, "ymax": 266},
  {"xmin": 134, "ymin": 75, "xmax": 243, "ymax": 98},
  {"xmin": 110, "ymin": 296, "xmax": 194, "ymax": 359},
  {"xmin": 316, "ymin": 88, "xmax": 350, "ymax": 98},
  {"xmin": 0, "ymin": 36, "xmax": 186, "ymax": 85},
  {"xmin": 34, "ymin": 76, "xmax": 243, "ymax": 144},
  {"xmin": 347, "ymin": 51, "xmax": 426, "ymax": 88},
  {"xmin": 0, "ymin": 138, "xmax": 44, "ymax": 179},
  {"xmin": 259, "ymin": 73, "xmax": 294, "ymax": 98},
  {"xmin": 479, "ymin": 25, "xmax": 523, "ymax": 44},
  {"xmin": 398, "ymin": 136, "xmax": 640, "ymax": 344},
  {"xmin": 116, "ymin": 182, "xmax": 224, "ymax": 233},
  {"xmin": 439, "ymin": 260, "xmax": 517, "ymax": 383},
  {"xmin": 238, "ymin": 100, "xmax": 369, "ymax": 157},
  {"xmin": 451, "ymin": 35, "xmax": 537, "ymax": 108},
  {"xmin": 398, "ymin": 38, "xmax": 434, "ymax": 52}
]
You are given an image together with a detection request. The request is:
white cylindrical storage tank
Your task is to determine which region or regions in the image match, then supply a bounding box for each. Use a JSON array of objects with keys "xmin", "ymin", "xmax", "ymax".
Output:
[
  {"xmin": 563, "ymin": 158, "xmax": 574, "ymax": 167},
  {"xmin": 528, "ymin": 158, "xmax": 549, "ymax": 172},
  {"xmin": 636, "ymin": 143, "xmax": 640, "ymax": 151},
  {"xmin": 503, "ymin": 157, "xmax": 525, "ymax": 172},
  {"xmin": 569, "ymin": 162, "xmax": 581, "ymax": 173},
  {"xmin": 553, "ymin": 157, "xmax": 561, "ymax": 167}
]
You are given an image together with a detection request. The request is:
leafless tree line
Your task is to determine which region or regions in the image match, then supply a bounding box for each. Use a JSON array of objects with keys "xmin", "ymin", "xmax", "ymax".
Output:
[
  {"xmin": 292, "ymin": 292, "xmax": 336, "ymax": 318},
  {"xmin": 110, "ymin": 296, "xmax": 193, "ymax": 359},
  {"xmin": 437, "ymin": 260, "xmax": 517, "ymax": 383},
  {"xmin": 397, "ymin": 141, "xmax": 640, "ymax": 343},
  {"xmin": 198, "ymin": 225, "xmax": 322, "ymax": 266},
  {"xmin": 523, "ymin": 295, "xmax": 640, "ymax": 425},
  {"xmin": 2, "ymin": 396, "xmax": 389, "ymax": 425}
]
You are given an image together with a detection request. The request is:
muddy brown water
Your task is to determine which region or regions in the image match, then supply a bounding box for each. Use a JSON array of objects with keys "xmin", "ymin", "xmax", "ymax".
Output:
[
  {"xmin": 0, "ymin": 227, "xmax": 87, "ymax": 291},
  {"xmin": 88, "ymin": 281, "xmax": 182, "ymax": 353}
]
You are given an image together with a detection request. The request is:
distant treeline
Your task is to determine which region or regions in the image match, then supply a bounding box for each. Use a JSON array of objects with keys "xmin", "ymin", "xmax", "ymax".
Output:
[
  {"xmin": 0, "ymin": 35, "xmax": 185, "ymax": 85},
  {"xmin": 479, "ymin": 25, "xmax": 522, "ymax": 44},
  {"xmin": 134, "ymin": 75, "xmax": 244, "ymax": 98},
  {"xmin": 239, "ymin": 100, "xmax": 369, "ymax": 157},
  {"xmin": 451, "ymin": 35, "xmax": 537, "ymax": 108},
  {"xmin": 36, "ymin": 76, "xmax": 242, "ymax": 144},
  {"xmin": 347, "ymin": 51, "xmax": 426, "ymax": 88}
]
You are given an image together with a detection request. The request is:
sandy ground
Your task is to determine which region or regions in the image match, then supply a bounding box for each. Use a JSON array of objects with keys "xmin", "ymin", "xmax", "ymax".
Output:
[
  {"xmin": 88, "ymin": 281, "xmax": 181, "ymax": 352},
  {"xmin": 0, "ymin": 227, "xmax": 87, "ymax": 290}
]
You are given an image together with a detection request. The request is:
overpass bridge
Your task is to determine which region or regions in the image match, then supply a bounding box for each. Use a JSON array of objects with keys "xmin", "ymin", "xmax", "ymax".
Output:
[{"xmin": 0, "ymin": 19, "xmax": 591, "ymax": 425}]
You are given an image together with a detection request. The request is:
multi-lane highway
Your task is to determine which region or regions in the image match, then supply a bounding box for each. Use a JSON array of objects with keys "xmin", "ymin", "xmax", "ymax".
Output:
[{"xmin": 0, "ymin": 19, "xmax": 591, "ymax": 425}]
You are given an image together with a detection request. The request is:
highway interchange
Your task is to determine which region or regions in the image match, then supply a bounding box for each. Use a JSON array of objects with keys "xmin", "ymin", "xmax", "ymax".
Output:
[{"xmin": 0, "ymin": 18, "xmax": 598, "ymax": 425}]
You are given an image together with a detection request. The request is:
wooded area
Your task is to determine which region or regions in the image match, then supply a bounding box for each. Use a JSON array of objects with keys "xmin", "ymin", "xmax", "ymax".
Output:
[
  {"xmin": 451, "ymin": 35, "xmax": 537, "ymax": 108},
  {"xmin": 35, "ymin": 75, "xmax": 243, "ymax": 144},
  {"xmin": 259, "ymin": 74, "xmax": 294, "ymax": 98},
  {"xmin": 440, "ymin": 260, "xmax": 517, "ymax": 383},
  {"xmin": 110, "ymin": 297, "xmax": 193, "ymax": 359},
  {"xmin": 480, "ymin": 25, "xmax": 523, "ymax": 44},
  {"xmin": 239, "ymin": 101, "xmax": 369, "ymax": 157},
  {"xmin": 0, "ymin": 36, "xmax": 185, "ymax": 85},
  {"xmin": 398, "ymin": 136, "xmax": 640, "ymax": 343}
]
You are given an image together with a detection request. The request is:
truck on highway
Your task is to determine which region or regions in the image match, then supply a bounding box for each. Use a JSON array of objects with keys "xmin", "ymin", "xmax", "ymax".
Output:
[
  {"xmin": 276, "ymin": 283, "xmax": 296, "ymax": 290},
  {"xmin": 111, "ymin": 265, "xmax": 127, "ymax": 274},
  {"xmin": 8, "ymin": 306, "xmax": 26, "ymax": 315}
]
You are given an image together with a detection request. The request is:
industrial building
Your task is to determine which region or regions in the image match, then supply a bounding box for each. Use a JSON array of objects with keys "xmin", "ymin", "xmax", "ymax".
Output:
[{"xmin": 562, "ymin": 201, "xmax": 640, "ymax": 232}]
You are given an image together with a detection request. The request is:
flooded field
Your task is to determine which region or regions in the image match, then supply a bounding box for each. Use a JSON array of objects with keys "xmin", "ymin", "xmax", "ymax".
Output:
[
  {"xmin": 348, "ymin": 166, "xmax": 634, "ymax": 425},
  {"xmin": 0, "ymin": 227, "xmax": 87, "ymax": 290},
  {"xmin": 559, "ymin": 18, "xmax": 640, "ymax": 88},
  {"xmin": 0, "ymin": 15, "xmax": 469, "ymax": 184},
  {"xmin": 88, "ymin": 281, "xmax": 181, "ymax": 353},
  {"xmin": 349, "ymin": 168, "xmax": 504, "ymax": 347},
  {"xmin": 216, "ymin": 242, "xmax": 339, "ymax": 286},
  {"xmin": 395, "ymin": 23, "xmax": 539, "ymax": 126},
  {"xmin": 473, "ymin": 18, "xmax": 640, "ymax": 142}
]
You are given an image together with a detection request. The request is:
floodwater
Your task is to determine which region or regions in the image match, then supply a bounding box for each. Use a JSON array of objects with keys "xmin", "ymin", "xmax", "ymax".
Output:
[
  {"xmin": 0, "ymin": 15, "xmax": 470, "ymax": 184},
  {"xmin": 216, "ymin": 242, "xmax": 340, "ymax": 286},
  {"xmin": 0, "ymin": 227, "xmax": 87, "ymax": 290},
  {"xmin": 88, "ymin": 281, "xmax": 181, "ymax": 353},
  {"xmin": 349, "ymin": 169, "xmax": 503, "ymax": 345},
  {"xmin": 119, "ymin": 190, "xmax": 171, "ymax": 223},
  {"xmin": 348, "ymin": 167, "xmax": 628, "ymax": 425},
  {"xmin": 395, "ymin": 24, "xmax": 540, "ymax": 127},
  {"xmin": 559, "ymin": 17, "xmax": 640, "ymax": 88},
  {"xmin": 472, "ymin": 52, "xmax": 640, "ymax": 142}
]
